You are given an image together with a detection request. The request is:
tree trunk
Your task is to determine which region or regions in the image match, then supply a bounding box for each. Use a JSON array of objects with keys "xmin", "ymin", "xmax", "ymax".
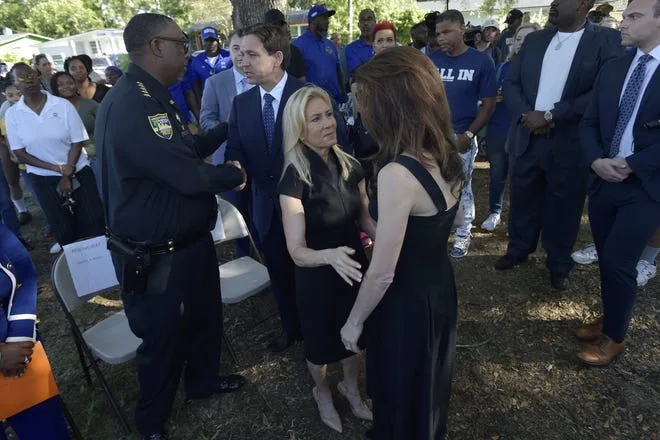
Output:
[{"xmin": 230, "ymin": 0, "xmax": 288, "ymax": 29}]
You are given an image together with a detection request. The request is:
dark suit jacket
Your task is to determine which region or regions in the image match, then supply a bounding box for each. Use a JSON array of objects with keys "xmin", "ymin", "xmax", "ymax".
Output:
[
  {"xmin": 503, "ymin": 23, "xmax": 623, "ymax": 165},
  {"xmin": 225, "ymin": 74, "xmax": 350, "ymax": 237},
  {"xmin": 580, "ymin": 51, "xmax": 660, "ymax": 201},
  {"xmin": 225, "ymin": 76, "xmax": 305, "ymax": 237}
]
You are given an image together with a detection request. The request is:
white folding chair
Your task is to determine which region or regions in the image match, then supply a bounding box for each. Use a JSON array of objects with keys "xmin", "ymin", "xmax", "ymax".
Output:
[
  {"xmin": 51, "ymin": 253, "xmax": 141, "ymax": 433},
  {"xmin": 215, "ymin": 198, "xmax": 271, "ymax": 361}
]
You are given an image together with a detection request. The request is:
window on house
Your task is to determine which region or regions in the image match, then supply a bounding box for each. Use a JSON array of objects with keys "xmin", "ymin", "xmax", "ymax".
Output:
[
  {"xmin": 89, "ymin": 41, "xmax": 99, "ymax": 55},
  {"xmin": 74, "ymin": 41, "xmax": 85, "ymax": 54}
]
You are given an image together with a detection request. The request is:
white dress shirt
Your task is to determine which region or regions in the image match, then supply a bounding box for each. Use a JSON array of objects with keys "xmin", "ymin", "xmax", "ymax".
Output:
[
  {"xmin": 259, "ymin": 72, "xmax": 288, "ymax": 123},
  {"xmin": 534, "ymin": 29, "xmax": 585, "ymax": 111},
  {"xmin": 616, "ymin": 45, "xmax": 660, "ymax": 158}
]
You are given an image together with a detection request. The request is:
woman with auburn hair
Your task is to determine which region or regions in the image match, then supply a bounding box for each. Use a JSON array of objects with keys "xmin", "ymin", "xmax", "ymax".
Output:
[
  {"xmin": 340, "ymin": 46, "xmax": 464, "ymax": 439},
  {"xmin": 372, "ymin": 21, "xmax": 397, "ymax": 54},
  {"xmin": 278, "ymin": 86, "xmax": 376, "ymax": 433}
]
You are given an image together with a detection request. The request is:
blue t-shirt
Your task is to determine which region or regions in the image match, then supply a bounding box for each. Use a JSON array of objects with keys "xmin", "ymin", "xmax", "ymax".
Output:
[
  {"xmin": 430, "ymin": 47, "xmax": 497, "ymax": 133},
  {"xmin": 189, "ymin": 50, "xmax": 233, "ymax": 85},
  {"xmin": 345, "ymin": 39, "xmax": 373, "ymax": 76},
  {"xmin": 293, "ymin": 30, "xmax": 344, "ymax": 103},
  {"xmin": 488, "ymin": 61, "xmax": 512, "ymax": 136},
  {"xmin": 169, "ymin": 68, "xmax": 195, "ymax": 123}
]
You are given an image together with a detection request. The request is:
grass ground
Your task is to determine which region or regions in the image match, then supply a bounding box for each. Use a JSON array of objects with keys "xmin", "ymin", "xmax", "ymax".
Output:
[{"xmin": 10, "ymin": 159, "xmax": 660, "ymax": 440}]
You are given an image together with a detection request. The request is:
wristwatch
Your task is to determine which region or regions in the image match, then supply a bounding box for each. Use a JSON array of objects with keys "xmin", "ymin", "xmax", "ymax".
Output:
[
  {"xmin": 544, "ymin": 110, "xmax": 553, "ymax": 122},
  {"xmin": 464, "ymin": 130, "xmax": 475, "ymax": 140}
]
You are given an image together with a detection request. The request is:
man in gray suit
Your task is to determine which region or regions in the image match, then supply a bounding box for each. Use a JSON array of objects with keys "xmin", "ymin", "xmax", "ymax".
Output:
[
  {"xmin": 201, "ymin": 28, "xmax": 254, "ymax": 164},
  {"xmin": 200, "ymin": 28, "xmax": 254, "ymax": 256}
]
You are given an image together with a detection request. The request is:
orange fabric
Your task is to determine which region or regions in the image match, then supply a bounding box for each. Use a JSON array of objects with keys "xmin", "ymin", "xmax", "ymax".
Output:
[{"xmin": 0, "ymin": 342, "xmax": 60, "ymax": 419}]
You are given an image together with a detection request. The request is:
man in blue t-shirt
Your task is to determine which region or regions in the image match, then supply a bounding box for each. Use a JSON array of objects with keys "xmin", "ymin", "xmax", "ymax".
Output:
[
  {"xmin": 430, "ymin": 9, "xmax": 496, "ymax": 259},
  {"xmin": 293, "ymin": 4, "xmax": 345, "ymax": 103},
  {"xmin": 189, "ymin": 26, "xmax": 233, "ymax": 103},
  {"xmin": 345, "ymin": 9, "xmax": 375, "ymax": 79}
]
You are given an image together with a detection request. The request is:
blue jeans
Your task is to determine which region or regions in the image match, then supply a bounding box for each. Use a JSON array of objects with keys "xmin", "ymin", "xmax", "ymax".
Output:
[
  {"xmin": 0, "ymin": 161, "xmax": 20, "ymax": 236},
  {"xmin": 486, "ymin": 133, "xmax": 509, "ymax": 215}
]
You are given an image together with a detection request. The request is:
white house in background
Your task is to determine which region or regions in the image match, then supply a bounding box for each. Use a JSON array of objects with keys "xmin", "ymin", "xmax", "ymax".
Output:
[
  {"xmin": 37, "ymin": 29, "xmax": 125, "ymax": 70},
  {"xmin": 0, "ymin": 32, "xmax": 52, "ymax": 62}
]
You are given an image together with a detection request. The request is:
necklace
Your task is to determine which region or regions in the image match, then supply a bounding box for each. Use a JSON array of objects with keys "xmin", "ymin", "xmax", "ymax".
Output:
[
  {"xmin": 554, "ymin": 21, "xmax": 586, "ymax": 50},
  {"xmin": 554, "ymin": 32, "xmax": 576, "ymax": 50}
]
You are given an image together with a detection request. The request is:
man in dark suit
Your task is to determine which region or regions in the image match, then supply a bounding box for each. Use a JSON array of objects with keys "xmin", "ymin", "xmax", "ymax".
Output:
[
  {"xmin": 225, "ymin": 24, "xmax": 305, "ymax": 352},
  {"xmin": 495, "ymin": 0, "xmax": 624, "ymax": 290},
  {"xmin": 577, "ymin": 0, "xmax": 660, "ymax": 366}
]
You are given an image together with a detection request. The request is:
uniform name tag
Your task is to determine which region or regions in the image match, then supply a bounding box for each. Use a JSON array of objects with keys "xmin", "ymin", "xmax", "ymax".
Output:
[{"xmin": 148, "ymin": 113, "xmax": 173, "ymax": 140}]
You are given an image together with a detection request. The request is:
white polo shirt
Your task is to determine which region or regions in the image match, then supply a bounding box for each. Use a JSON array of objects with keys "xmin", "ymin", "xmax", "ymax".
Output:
[{"xmin": 6, "ymin": 92, "xmax": 89, "ymax": 177}]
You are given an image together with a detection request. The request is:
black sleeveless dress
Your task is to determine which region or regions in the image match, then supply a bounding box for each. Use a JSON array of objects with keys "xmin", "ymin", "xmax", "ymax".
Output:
[{"xmin": 366, "ymin": 155, "xmax": 458, "ymax": 440}]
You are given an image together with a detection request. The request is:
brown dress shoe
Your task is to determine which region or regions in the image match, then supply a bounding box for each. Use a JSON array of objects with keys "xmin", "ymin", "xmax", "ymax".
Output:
[
  {"xmin": 577, "ymin": 335, "xmax": 626, "ymax": 366},
  {"xmin": 576, "ymin": 317, "xmax": 603, "ymax": 341}
]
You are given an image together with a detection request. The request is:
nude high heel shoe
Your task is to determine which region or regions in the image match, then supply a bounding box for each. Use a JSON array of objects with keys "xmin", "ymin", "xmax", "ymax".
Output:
[
  {"xmin": 337, "ymin": 382, "xmax": 373, "ymax": 421},
  {"xmin": 312, "ymin": 387, "xmax": 343, "ymax": 433}
]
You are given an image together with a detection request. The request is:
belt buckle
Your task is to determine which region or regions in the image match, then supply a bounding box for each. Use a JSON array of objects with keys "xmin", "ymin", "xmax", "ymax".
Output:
[{"xmin": 167, "ymin": 239, "xmax": 175, "ymax": 253}]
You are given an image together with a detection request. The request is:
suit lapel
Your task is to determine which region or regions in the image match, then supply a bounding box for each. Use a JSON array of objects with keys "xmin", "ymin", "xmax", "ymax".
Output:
[
  {"xmin": 272, "ymin": 77, "xmax": 298, "ymax": 159},
  {"xmin": 604, "ymin": 53, "xmax": 635, "ymax": 130},
  {"xmin": 639, "ymin": 62, "xmax": 660, "ymax": 110},
  {"xmin": 561, "ymin": 24, "xmax": 596, "ymax": 98}
]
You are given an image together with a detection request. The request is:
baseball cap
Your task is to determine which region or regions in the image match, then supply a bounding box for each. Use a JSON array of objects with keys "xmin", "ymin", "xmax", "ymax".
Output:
[
  {"xmin": 308, "ymin": 4, "xmax": 336, "ymax": 22},
  {"xmin": 505, "ymin": 9, "xmax": 523, "ymax": 24},
  {"xmin": 201, "ymin": 26, "xmax": 219, "ymax": 41},
  {"xmin": 265, "ymin": 9, "xmax": 286, "ymax": 24},
  {"xmin": 482, "ymin": 18, "xmax": 500, "ymax": 30}
]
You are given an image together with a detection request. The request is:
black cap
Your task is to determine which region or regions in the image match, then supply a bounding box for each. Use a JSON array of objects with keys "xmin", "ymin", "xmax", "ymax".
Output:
[
  {"xmin": 505, "ymin": 9, "xmax": 523, "ymax": 24},
  {"xmin": 264, "ymin": 9, "xmax": 286, "ymax": 24}
]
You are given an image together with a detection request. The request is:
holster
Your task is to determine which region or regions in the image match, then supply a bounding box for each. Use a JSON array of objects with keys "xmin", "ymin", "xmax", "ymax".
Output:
[{"xmin": 107, "ymin": 236, "xmax": 151, "ymax": 295}]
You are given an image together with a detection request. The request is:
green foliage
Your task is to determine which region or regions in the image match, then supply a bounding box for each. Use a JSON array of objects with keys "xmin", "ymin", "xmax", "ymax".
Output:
[
  {"xmin": 25, "ymin": 0, "xmax": 104, "ymax": 38},
  {"xmin": 321, "ymin": 0, "xmax": 425, "ymax": 44},
  {"xmin": 0, "ymin": 0, "xmax": 232, "ymax": 40}
]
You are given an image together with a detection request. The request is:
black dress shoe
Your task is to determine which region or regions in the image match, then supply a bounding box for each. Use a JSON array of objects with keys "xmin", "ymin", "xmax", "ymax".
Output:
[
  {"xmin": 494, "ymin": 254, "xmax": 527, "ymax": 271},
  {"xmin": 143, "ymin": 433, "xmax": 167, "ymax": 440},
  {"xmin": 267, "ymin": 331, "xmax": 298, "ymax": 353},
  {"xmin": 551, "ymin": 273, "xmax": 569, "ymax": 291},
  {"xmin": 186, "ymin": 374, "xmax": 247, "ymax": 400}
]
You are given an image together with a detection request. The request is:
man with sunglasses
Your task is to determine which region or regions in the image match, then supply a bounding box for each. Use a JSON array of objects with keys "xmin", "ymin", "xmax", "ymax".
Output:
[{"xmin": 96, "ymin": 13, "xmax": 247, "ymax": 440}]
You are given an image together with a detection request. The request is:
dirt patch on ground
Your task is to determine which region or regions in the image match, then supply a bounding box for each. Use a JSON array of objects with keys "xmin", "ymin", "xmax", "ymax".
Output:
[{"xmin": 11, "ymin": 161, "xmax": 660, "ymax": 440}]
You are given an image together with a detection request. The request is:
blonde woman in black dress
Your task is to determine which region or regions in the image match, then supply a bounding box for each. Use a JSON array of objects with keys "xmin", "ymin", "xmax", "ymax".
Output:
[{"xmin": 279, "ymin": 86, "xmax": 376, "ymax": 433}]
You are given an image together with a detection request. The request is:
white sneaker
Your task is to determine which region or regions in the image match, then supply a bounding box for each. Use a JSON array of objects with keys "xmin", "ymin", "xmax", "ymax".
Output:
[
  {"xmin": 636, "ymin": 260, "xmax": 656, "ymax": 287},
  {"xmin": 571, "ymin": 243, "xmax": 598, "ymax": 265},
  {"xmin": 481, "ymin": 213, "xmax": 501, "ymax": 232},
  {"xmin": 49, "ymin": 243, "xmax": 62, "ymax": 254},
  {"xmin": 451, "ymin": 234, "xmax": 471, "ymax": 259}
]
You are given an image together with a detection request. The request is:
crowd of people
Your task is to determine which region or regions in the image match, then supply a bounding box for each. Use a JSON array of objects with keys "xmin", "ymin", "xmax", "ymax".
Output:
[{"xmin": 1, "ymin": 0, "xmax": 659, "ymax": 438}]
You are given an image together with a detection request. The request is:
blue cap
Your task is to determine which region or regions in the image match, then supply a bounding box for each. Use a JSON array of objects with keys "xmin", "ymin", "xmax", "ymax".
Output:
[
  {"xmin": 308, "ymin": 4, "xmax": 335, "ymax": 22},
  {"xmin": 201, "ymin": 26, "xmax": 219, "ymax": 41}
]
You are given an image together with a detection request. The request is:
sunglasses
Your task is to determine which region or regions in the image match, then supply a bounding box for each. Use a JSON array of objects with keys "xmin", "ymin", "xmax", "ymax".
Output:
[{"xmin": 153, "ymin": 34, "xmax": 190, "ymax": 53}]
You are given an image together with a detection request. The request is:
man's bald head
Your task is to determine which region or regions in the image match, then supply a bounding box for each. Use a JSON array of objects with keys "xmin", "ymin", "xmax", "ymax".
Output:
[{"xmin": 124, "ymin": 13, "xmax": 176, "ymax": 60}]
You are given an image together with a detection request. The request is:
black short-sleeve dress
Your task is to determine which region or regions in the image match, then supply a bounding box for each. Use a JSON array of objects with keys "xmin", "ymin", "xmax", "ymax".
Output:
[{"xmin": 278, "ymin": 147, "xmax": 368, "ymax": 365}]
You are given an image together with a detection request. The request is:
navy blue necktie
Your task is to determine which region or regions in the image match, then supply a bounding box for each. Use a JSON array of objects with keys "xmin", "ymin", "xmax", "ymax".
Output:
[
  {"xmin": 263, "ymin": 93, "xmax": 275, "ymax": 153},
  {"xmin": 610, "ymin": 54, "xmax": 653, "ymax": 157}
]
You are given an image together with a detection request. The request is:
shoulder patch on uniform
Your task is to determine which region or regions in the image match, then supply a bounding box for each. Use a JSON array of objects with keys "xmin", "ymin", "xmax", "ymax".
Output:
[
  {"xmin": 136, "ymin": 81, "xmax": 151, "ymax": 97},
  {"xmin": 148, "ymin": 113, "xmax": 173, "ymax": 140}
]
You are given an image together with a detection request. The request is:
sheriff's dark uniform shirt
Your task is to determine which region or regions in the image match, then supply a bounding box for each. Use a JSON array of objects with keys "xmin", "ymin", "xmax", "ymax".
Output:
[{"xmin": 96, "ymin": 63, "xmax": 243, "ymax": 243}]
